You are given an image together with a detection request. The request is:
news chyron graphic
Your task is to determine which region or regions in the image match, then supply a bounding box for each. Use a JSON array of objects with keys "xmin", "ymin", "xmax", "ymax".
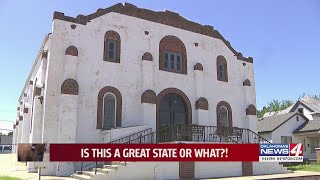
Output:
[{"xmin": 259, "ymin": 143, "xmax": 303, "ymax": 162}]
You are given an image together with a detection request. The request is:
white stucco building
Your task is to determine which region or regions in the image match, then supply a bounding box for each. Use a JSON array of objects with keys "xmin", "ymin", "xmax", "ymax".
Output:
[{"xmin": 13, "ymin": 3, "xmax": 290, "ymax": 179}]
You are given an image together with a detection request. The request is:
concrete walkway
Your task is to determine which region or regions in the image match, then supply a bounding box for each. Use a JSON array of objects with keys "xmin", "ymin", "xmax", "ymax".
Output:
[
  {"xmin": 207, "ymin": 171, "xmax": 320, "ymax": 180},
  {"xmin": 1, "ymin": 153, "xmax": 320, "ymax": 180},
  {"xmin": 0, "ymin": 153, "xmax": 73, "ymax": 180}
]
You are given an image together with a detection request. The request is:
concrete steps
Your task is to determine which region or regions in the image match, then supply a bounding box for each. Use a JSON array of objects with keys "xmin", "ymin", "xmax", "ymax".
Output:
[
  {"xmin": 71, "ymin": 161, "xmax": 127, "ymax": 180},
  {"xmin": 71, "ymin": 173, "xmax": 92, "ymax": 180}
]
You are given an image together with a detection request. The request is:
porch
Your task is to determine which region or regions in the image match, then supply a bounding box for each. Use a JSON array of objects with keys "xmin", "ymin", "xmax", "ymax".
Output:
[{"xmin": 293, "ymin": 132, "xmax": 320, "ymax": 160}]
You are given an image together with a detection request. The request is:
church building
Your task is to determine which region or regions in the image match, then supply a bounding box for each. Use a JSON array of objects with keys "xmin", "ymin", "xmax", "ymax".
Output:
[{"xmin": 12, "ymin": 3, "xmax": 290, "ymax": 179}]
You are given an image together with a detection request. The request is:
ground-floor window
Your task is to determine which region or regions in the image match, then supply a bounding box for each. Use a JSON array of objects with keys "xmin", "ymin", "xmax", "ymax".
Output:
[
  {"xmin": 281, "ymin": 136, "xmax": 292, "ymax": 144},
  {"xmin": 309, "ymin": 137, "xmax": 319, "ymax": 153}
]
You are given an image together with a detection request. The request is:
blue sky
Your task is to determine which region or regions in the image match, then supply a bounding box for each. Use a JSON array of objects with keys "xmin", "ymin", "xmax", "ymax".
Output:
[{"xmin": 0, "ymin": 0, "xmax": 319, "ymax": 124}]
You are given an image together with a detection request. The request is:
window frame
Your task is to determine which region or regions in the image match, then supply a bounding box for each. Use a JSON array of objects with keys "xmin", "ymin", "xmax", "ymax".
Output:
[
  {"xmin": 216, "ymin": 101, "xmax": 232, "ymax": 129},
  {"xmin": 102, "ymin": 93, "xmax": 117, "ymax": 129},
  {"xmin": 310, "ymin": 137, "xmax": 319, "ymax": 153},
  {"xmin": 281, "ymin": 136, "xmax": 292, "ymax": 144},
  {"xmin": 163, "ymin": 51, "xmax": 182, "ymax": 73},
  {"xmin": 107, "ymin": 40, "xmax": 117, "ymax": 62},
  {"xmin": 219, "ymin": 106, "xmax": 229, "ymax": 128},
  {"xmin": 216, "ymin": 56, "xmax": 228, "ymax": 82},
  {"xmin": 159, "ymin": 36, "xmax": 187, "ymax": 75},
  {"xmin": 97, "ymin": 86, "xmax": 122, "ymax": 129},
  {"xmin": 103, "ymin": 31, "xmax": 121, "ymax": 63}
]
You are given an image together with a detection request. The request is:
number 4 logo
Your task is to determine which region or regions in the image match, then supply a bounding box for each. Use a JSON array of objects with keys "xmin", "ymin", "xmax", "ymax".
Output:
[{"xmin": 290, "ymin": 144, "xmax": 303, "ymax": 156}]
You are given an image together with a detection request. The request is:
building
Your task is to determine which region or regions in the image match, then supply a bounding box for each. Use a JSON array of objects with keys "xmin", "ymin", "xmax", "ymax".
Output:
[
  {"xmin": 13, "ymin": 3, "xmax": 290, "ymax": 179},
  {"xmin": 258, "ymin": 96, "xmax": 320, "ymax": 160},
  {"xmin": 0, "ymin": 133, "xmax": 13, "ymax": 153},
  {"xmin": 0, "ymin": 134, "xmax": 12, "ymax": 145}
]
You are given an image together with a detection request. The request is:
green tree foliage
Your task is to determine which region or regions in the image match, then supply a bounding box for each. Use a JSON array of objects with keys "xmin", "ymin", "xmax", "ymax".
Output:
[
  {"xmin": 257, "ymin": 93, "xmax": 320, "ymax": 118},
  {"xmin": 257, "ymin": 99, "xmax": 294, "ymax": 118}
]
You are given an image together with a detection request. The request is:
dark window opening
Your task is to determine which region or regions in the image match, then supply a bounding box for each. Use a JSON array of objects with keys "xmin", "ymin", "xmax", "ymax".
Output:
[
  {"xmin": 108, "ymin": 40, "xmax": 116, "ymax": 62},
  {"xmin": 163, "ymin": 51, "xmax": 182, "ymax": 72}
]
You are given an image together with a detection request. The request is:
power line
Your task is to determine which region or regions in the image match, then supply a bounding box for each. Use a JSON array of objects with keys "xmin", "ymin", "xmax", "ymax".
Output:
[{"xmin": 0, "ymin": 128, "xmax": 13, "ymax": 131}]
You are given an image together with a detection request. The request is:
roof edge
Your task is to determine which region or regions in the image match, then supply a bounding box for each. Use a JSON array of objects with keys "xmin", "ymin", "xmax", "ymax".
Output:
[
  {"xmin": 53, "ymin": 3, "xmax": 253, "ymax": 63},
  {"xmin": 18, "ymin": 34, "xmax": 50, "ymax": 102},
  {"xmin": 290, "ymin": 100, "xmax": 315, "ymax": 113},
  {"xmin": 258, "ymin": 112, "xmax": 308, "ymax": 133}
]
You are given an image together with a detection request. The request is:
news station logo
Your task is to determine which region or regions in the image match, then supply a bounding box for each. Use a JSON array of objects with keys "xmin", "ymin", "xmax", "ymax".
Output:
[{"xmin": 259, "ymin": 143, "xmax": 303, "ymax": 162}]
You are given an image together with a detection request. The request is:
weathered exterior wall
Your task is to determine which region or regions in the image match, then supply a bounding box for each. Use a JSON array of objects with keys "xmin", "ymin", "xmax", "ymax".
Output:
[
  {"xmin": 93, "ymin": 162, "xmax": 179, "ymax": 180},
  {"xmin": 195, "ymin": 162, "xmax": 242, "ymax": 178},
  {"xmin": 100, "ymin": 125, "xmax": 149, "ymax": 143},
  {"xmin": 253, "ymin": 162, "xmax": 289, "ymax": 175},
  {"xmin": 47, "ymin": 11, "xmax": 256, "ymax": 145},
  {"xmin": 16, "ymin": 8, "xmax": 257, "ymax": 176}
]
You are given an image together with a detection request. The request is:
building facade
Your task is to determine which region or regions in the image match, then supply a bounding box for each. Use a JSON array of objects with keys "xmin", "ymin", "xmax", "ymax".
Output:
[{"xmin": 12, "ymin": 3, "xmax": 290, "ymax": 179}]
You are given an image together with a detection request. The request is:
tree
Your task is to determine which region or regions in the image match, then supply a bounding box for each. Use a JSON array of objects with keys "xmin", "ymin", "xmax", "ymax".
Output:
[
  {"xmin": 257, "ymin": 99, "xmax": 293, "ymax": 118},
  {"xmin": 257, "ymin": 93, "xmax": 319, "ymax": 118},
  {"xmin": 8, "ymin": 132, "xmax": 13, "ymax": 136}
]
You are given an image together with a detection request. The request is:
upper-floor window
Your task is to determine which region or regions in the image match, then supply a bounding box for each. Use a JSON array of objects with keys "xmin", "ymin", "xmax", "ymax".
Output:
[
  {"xmin": 163, "ymin": 51, "xmax": 182, "ymax": 72},
  {"xmin": 104, "ymin": 31, "xmax": 121, "ymax": 63},
  {"xmin": 216, "ymin": 55, "xmax": 228, "ymax": 82},
  {"xmin": 108, "ymin": 40, "xmax": 116, "ymax": 62},
  {"xmin": 159, "ymin": 36, "xmax": 187, "ymax": 74}
]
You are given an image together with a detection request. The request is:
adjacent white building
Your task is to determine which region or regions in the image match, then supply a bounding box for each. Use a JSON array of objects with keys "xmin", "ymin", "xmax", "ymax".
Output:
[
  {"xmin": 13, "ymin": 3, "xmax": 290, "ymax": 179},
  {"xmin": 258, "ymin": 97, "xmax": 320, "ymax": 160}
]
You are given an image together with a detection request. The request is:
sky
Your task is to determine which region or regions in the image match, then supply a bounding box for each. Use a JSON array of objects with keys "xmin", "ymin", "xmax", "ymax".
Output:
[{"xmin": 0, "ymin": 0, "xmax": 319, "ymax": 128}]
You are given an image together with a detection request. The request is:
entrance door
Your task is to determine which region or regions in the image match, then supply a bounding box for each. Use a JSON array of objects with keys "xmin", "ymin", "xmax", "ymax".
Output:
[{"xmin": 158, "ymin": 93, "xmax": 187, "ymax": 129}]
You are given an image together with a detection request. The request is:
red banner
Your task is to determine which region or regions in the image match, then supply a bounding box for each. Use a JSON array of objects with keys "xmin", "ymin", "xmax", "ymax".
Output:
[{"xmin": 50, "ymin": 144, "xmax": 259, "ymax": 162}]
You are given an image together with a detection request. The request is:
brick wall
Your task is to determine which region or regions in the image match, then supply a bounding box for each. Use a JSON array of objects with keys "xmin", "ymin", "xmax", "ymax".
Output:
[
  {"xmin": 179, "ymin": 162, "xmax": 194, "ymax": 179},
  {"xmin": 242, "ymin": 162, "xmax": 253, "ymax": 176}
]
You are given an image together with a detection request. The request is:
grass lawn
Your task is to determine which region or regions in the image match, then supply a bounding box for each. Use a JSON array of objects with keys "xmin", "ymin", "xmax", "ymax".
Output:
[
  {"xmin": 0, "ymin": 177, "xmax": 21, "ymax": 180},
  {"xmin": 288, "ymin": 164, "xmax": 320, "ymax": 172}
]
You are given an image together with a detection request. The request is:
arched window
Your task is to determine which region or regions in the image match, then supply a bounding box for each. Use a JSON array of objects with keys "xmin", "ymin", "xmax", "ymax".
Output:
[
  {"xmin": 216, "ymin": 101, "xmax": 232, "ymax": 129},
  {"xmin": 159, "ymin": 36, "xmax": 187, "ymax": 74},
  {"xmin": 219, "ymin": 106, "xmax": 229, "ymax": 128},
  {"xmin": 97, "ymin": 86, "xmax": 122, "ymax": 129},
  {"xmin": 104, "ymin": 31, "xmax": 121, "ymax": 63},
  {"xmin": 216, "ymin": 55, "xmax": 228, "ymax": 82},
  {"xmin": 103, "ymin": 93, "xmax": 116, "ymax": 128}
]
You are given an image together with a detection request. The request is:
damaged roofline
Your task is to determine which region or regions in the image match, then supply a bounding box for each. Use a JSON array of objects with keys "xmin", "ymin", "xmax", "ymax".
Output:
[
  {"xmin": 18, "ymin": 33, "xmax": 51, "ymax": 103},
  {"xmin": 53, "ymin": 2, "xmax": 253, "ymax": 63}
]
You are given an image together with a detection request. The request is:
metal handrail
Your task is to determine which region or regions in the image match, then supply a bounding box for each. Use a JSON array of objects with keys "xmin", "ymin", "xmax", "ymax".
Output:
[
  {"xmin": 79, "ymin": 125, "xmax": 270, "ymax": 173},
  {"xmin": 79, "ymin": 127, "xmax": 152, "ymax": 171}
]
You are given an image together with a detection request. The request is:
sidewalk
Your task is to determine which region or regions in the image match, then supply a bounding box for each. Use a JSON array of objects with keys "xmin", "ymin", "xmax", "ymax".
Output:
[
  {"xmin": 210, "ymin": 171, "xmax": 320, "ymax": 180},
  {"xmin": 0, "ymin": 153, "xmax": 73, "ymax": 180}
]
